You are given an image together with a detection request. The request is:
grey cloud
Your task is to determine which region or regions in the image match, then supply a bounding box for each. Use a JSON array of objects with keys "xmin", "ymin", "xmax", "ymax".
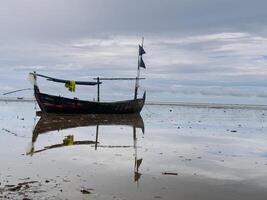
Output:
[
  {"xmin": 2, "ymin": 32, "xmax": 267, "ymax": 79},
  {"xmin": 1, "ymin": 0, "xmax": 267, "ymax": 42}
]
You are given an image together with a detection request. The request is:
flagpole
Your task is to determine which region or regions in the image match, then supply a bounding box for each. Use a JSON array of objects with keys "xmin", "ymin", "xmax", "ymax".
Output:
[{"xmin": 134, "ymin": 37, "xmax": 144, "ymax": 99}]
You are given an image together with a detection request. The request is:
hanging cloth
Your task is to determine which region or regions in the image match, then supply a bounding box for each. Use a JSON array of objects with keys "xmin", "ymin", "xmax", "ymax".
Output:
[
  {"xmin": 65, "ymin": 80, "xmax": 76, "ymax": 92},
  {"xmin": 63, "ymin": 135, "xmax": 74, "ymax": 146}
]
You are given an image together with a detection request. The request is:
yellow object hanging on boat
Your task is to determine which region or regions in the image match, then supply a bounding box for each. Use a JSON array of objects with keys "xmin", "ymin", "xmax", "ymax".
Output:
[
  {"xmin": 65, "ymin": 80, "xmax": 76, "ymax": 92},
  {"xmin": 63, "ymin": 135, "xmax": 74, "ymax": 146}
]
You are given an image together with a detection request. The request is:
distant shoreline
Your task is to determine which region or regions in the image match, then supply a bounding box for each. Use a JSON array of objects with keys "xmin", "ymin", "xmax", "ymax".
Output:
[
  {"xmin": 146, "ymin": 101, "xmax": 267, "ymax": 110},
  {"xmin": 1, "ymin": 98, "xmax": 267, "ymax": 110}
]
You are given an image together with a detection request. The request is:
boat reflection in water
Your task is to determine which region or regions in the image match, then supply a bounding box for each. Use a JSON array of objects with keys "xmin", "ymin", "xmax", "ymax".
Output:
[{"xmin": 27, "ymin": 112, "xmax": 144, "ymax": 183}]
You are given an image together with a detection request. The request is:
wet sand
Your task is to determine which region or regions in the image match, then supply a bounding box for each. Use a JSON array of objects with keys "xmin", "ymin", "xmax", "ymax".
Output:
[{"xmin": 0, "ymin": 101, "xmax": 267, "ymax": 199}]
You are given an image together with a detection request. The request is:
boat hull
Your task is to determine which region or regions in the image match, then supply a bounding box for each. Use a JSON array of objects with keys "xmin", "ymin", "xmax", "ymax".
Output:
[{"xmin": 34, "ymin": 86, "xmax": 145, "ymax": 114}]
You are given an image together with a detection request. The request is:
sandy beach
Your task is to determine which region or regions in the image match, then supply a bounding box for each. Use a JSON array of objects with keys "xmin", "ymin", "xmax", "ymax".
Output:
[{"xmin": 0, "ymin": 101, "xmax": 267, "ymax": 199}]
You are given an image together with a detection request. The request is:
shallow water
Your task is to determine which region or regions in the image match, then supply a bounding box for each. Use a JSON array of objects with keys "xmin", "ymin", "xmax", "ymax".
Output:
[{"xmin": 0, "ymin": 101, "xmax": 267, "ymax": 199}]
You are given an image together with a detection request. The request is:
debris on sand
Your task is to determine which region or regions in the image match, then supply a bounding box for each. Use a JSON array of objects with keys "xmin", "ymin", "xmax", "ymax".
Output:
[
  {"xmin": 1, "ymin": 180, "xmax": 45, "ymax": 199},
  {"xmin": 81, "ymin": 189, "xmax": 91, "ymax": 194},
  {"xmin": 80, "ymin": 188, "xmax": 94, "ymax": 194},
  {"xmin": 162, "ymin": 172, "xmax": 178, "ymax": 176},
  {"xmin": 8, "ymin": 185, "xmax": 22, "ymax": 191},
  {"xmin": 18, "ymin": 181, "xmax": 38, "ymax": 186},
  {"xmin": 19, "ymin": 178, "xmax": 30, "ymax": 181}
]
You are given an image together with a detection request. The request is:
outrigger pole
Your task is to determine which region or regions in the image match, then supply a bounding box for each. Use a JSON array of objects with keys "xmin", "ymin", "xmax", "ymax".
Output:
[{"xmin": 134, "ymin": 37, "xmax": 146, "ymax": 100}]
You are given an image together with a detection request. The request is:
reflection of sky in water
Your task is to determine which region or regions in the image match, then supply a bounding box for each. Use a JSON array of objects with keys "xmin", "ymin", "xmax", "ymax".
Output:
[{"xmin": 1, "ymin": 102, "xmax": 267, "ymax": 199}]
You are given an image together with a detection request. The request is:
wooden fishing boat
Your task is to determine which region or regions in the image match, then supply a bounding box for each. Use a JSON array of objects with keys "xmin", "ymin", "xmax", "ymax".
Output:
[
  {"xmin": 29, "ymin": 39, "xmax": 147, "ymax": 114},
  {"xmin": 33, "ymin": 84, "xmax": 145, "ymax": 114}
]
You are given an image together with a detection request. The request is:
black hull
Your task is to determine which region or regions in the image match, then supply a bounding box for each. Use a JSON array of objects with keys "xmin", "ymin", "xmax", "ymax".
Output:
[{"xmin": 34, "ymin": 86, "xmax": 145, "ymax": 114}]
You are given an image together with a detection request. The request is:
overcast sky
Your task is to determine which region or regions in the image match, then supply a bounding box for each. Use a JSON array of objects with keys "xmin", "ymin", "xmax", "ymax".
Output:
[
  {"xmin": 1, "ymin": 0, "xmax": 267, "ymax": 104},
  {"xmin": 1, "ymin": 0, "xmax": 267, "ymax": 40}
]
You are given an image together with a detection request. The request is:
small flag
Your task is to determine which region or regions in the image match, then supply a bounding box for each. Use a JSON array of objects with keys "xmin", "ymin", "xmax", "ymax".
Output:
[
  {"xmin": 139, "ymin": 57, "xmax": 146, "ymax": 68},
  {"xmin": 139, "ymin": 45, "xmax": 146, "ymax": 56}
]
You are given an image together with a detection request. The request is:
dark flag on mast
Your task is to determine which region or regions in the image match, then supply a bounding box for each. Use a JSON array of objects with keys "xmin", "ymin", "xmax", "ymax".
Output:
[
  {"xmin": 139, "ymin": 45, "xmax": 146, "ymax": 55},
  {"xmin": 134, "ymin": 38, "xmax": 146, "ymax": 99},
  {"xmin": 139, "ymin": 44, "xmax": 146, "ymax": 68},
  {"xmin": 139, "ymin": 57, "xmax": 146, "ymax": 68}
]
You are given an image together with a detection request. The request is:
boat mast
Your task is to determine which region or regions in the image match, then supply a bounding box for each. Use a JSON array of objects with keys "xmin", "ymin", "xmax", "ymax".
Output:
[{"xmin": 134, "ymin": 37, "xmax": 145, "ymax": 99}]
